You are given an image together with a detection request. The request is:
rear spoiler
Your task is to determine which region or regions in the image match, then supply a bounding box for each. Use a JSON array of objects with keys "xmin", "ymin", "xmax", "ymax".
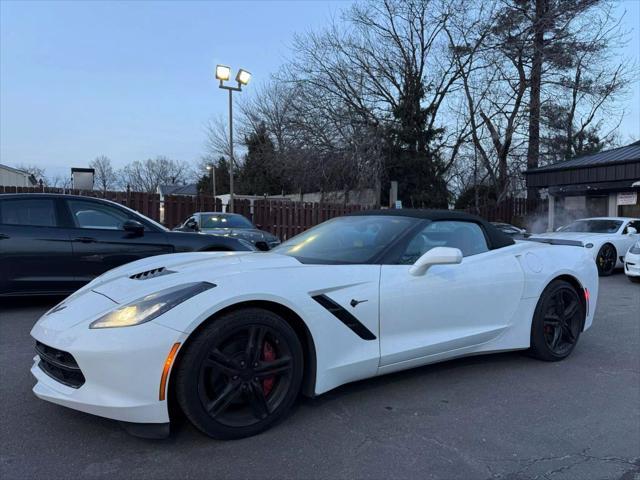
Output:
[{"xmin": 522, "ymin": 237, "xmax": 584, "ymax": 247}]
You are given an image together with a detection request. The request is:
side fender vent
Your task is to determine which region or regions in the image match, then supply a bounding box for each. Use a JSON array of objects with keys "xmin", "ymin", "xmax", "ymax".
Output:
[
  {"xmin": 129, "ymin": 267, "xmax": 175, "ymax": 280},
  {"xmin": 312, "ymin": 294, "xmax": 376, "ymax": 340}
]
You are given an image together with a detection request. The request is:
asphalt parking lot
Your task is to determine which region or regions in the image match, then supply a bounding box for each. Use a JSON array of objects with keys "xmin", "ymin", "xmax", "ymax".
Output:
[{"xmin": 1, "ymin": 275, "xmax": 638, "ymax": 480}]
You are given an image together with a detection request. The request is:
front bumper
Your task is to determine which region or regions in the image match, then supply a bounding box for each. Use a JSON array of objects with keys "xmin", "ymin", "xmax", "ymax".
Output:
[
  {"xmin": 624, "ymin": 252, "xmax": 640, "ymax": 277},
  {"xmin": 31, "ymin": 302, "xmax": 186, "ymax": 424}
]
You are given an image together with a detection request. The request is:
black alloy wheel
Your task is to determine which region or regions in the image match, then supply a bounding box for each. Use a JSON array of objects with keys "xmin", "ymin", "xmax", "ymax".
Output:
[
  {"xmin": 175, "ymin": 308, "xmax": 303, "ymax": 439},
  {"xmin": 596, "ymin": 244, "xmax": 617, "ymax": 276},
  {"xmin": 529, "ymin": 280, "xmax": 585, "ymax": 361}
]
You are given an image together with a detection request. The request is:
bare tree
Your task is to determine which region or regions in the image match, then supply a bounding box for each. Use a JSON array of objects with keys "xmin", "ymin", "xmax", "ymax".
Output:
[
  {"xmin": 119, "ymin": 156, "xmax": 191, "ymax": 193},
  {"xmin": 446, "ymin": 1, "xmax": 529, "ymax": 202},
  {"xmin": 15, "ymin": 164, "xmax": 46, "ymax": 184},
  {"xmin": 203, "ymin": 0, "xmax": 633, "ymax": 206},
  {"xmin": 204, "ymin": 116, "xmax": 234, "ymax": 160},
  {"xmin": 46, "ymin": 174, "xmax": 72, "ymax": 189},
  {"xmin": 446, "ymin": 0, "xmax": 632, "ymax": 203},
  {"xmin": 540, "ymin": 1, "xmax": 634, "ymax": 162},
  {"xmin": 89, "ymin": 155, "xmax": 117, "ymax": 193}
]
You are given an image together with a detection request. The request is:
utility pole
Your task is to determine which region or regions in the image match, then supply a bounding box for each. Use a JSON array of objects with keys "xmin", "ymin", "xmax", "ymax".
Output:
[{"xmin": 215, "ymin": 65, "xmax": 252, "ymax": 213}]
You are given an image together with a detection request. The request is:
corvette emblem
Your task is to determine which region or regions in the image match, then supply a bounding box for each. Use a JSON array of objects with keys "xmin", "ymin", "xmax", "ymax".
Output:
[{"xmin": 350, "ymin": 299, "xmax": 368, "ymax": 308}]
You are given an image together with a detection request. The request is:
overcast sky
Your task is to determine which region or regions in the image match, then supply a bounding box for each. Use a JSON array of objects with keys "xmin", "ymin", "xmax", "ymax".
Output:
[{"xmin": 1, "ymin": 0, "xmax": 638, "ymax": 178}]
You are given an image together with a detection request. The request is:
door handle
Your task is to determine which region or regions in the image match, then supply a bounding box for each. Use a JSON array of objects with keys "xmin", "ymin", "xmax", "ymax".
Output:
[
  {"xmin": 0, "ymin": 233, "xmax": 9, "ymax": 240},
  {"xmin": 72, "ymin": 237, "xmax": 97, "ymax": 243}
]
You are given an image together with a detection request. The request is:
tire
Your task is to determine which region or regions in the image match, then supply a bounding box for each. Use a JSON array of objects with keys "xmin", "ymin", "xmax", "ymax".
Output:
[
  {"xmin": 596, "ymin": 243, "xmax": 617, "ymax": 276},
  {"xmin": 175, "ymin": 308, "xmax": 304, "ymax": 439},
  {"xmin": 629, "ymin": 276, "xmax": 640, "ymax": 283},
  {"xmin": 529, "ymin": 279, "xmax": 585, "ymax": 362}
]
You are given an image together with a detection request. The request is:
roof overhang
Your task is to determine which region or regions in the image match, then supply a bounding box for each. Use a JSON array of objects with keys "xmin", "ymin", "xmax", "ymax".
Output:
[{"xmin": 526, "ymin": 160, "xmax": 640, "ymax": 189}]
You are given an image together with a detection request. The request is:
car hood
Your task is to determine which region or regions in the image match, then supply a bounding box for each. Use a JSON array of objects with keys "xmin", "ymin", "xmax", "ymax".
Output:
[
  {"xmin": 529, "ymin": 232, "xmax": 610, "ymax": 243},
  {"xmin": 90, "ymin": 252, "xmax": 299, "ymax": 304},
  {"xmin": 200, "ymin": 228, "xmax": 276, "ymax": 242}
]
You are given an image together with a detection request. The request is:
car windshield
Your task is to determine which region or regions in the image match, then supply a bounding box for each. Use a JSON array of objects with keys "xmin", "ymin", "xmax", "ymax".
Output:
[
  {"xmin": 558, "ymin": 219, "xmax": 622, "ymax": 234},
  {"xmin": 201, "ymin": 214, "xmax": 254, "ymax": 229},
  {"xmin": 271, "ymin": 215, "xmax": 418, "ymax": 264}
]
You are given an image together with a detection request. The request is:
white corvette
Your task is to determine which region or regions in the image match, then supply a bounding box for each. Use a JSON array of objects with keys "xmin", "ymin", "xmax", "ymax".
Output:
[
  {"xmin": 624, "ymin": 241, "xmax": 640, "ymax": 282},
  {"xmin": 31, "ymin": 210, "xmax": 599, "ymax": 439},
  {"xmin": 532, "ymin": 217, "xmax": 640, "ymax": 276}
]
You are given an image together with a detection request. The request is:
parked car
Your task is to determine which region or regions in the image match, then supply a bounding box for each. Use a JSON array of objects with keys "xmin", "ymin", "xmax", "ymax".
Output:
[
  {"xmin": 530, "ymin": 217, "xmax": 640, "ymax": 276},
  {"xmin": 31, "ymin": 209, "xmax": 598, "ymax": 440},
  {"xmin": 624, "ymin": 241, "xmax": 640, "ymax": 283},
  {"xmin": 0, "ymin": 194, "xmax": 255, "ymax": 297},
  {"xmin": 173, "ymin": 212, "xmax": 280, "ymax": 250},
  {"xmin": 491, "ymin": 222, "xmax": 527, "ymax": 237}
]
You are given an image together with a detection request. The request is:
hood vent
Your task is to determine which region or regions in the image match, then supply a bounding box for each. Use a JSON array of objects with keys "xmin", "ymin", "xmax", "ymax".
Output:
[{"xmin": 129, "ymin": 267, "xmax": 175, "ymax": 280}]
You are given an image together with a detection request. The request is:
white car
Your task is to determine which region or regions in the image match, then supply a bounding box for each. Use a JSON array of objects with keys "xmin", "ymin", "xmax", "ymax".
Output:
[
  {"xmin": 31, "ymin": 210, "xmax": 599, "ymax": 440},
  {"xmin": 624, "ymin": 241, "xmax": 640, "ymax": 282},
  {"xmin": 531, "ymin": 217, "xmax": 640, "ymax": 276}
]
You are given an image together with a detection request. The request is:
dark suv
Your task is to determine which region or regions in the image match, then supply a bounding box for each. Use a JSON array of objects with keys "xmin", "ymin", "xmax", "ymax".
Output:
[{"xmin": 0, "ymin": 194, "xmax": 254, "ymax": 297}]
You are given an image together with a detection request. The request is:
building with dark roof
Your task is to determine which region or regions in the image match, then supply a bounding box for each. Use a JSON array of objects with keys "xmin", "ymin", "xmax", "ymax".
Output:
[
  {"xmin": 525, "ymin": 141, "xmax": 640, "ymax": 230},
  {"xmin": 157, "ymin": 184, "xmax": 199, "ymax": 197}
]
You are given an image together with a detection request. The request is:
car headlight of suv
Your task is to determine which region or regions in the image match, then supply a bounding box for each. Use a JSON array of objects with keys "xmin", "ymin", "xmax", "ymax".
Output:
[
  {"xmin": 629, "ymin": 242, "xmax": 640, "ymax": 255},
  {"xmin": 90, "ymin": 282, "xmax": 215, "ymax": 329}
]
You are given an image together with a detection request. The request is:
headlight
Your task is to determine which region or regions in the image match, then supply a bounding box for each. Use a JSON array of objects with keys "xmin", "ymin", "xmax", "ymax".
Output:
[
  {"xmin": 89, "ymin": 282, "xmax": 214, "ymax": 329},
  {"xmin": 237, "ymin": 238, "xmax": 257, "ymax": 250},
  {"xmin": 630, "ymin": 242, "xmax": 640, "ymax": 254}
]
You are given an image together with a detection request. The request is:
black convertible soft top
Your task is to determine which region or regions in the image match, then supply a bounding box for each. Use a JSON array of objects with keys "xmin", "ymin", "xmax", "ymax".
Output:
[{"xmin": 347, "ymin": 209, "xmax": 515, "ymax": 250}]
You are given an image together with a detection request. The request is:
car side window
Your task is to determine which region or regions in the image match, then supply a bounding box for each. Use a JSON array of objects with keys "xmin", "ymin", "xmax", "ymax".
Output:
[
  {"xmin": 67, "ymin": 200, "xmax": 131, "ymax": 230},
  {"xmin": 399, "ymin": 220, "xmax": 489, "ymax": 264},
  {"xmin": 0, "ymin": 198, "xmax": 57, "ymax": 227},
  {"xmin": 624, "ymin": 220, "xmax": 640, "ymax": 234}
]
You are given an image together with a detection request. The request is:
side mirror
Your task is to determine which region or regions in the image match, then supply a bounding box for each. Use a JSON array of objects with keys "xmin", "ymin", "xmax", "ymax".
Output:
[
  {"xmin": 186, "ymin": 219, "xmax": 199, "ymax": 231},
  {"xmin": 255, "ymin": 241, "xmax": 269, "ymax": 251},
  {"xmin": 627, "ymin": 226, "xmax": 637, "ymax": 235},
  {"xmin": 123, "ymin": 219, "xmax": 145, "ymax": 236},
  {"xmin": 409, "ymin": 247, "xmax": 463, "ymax": 276}
]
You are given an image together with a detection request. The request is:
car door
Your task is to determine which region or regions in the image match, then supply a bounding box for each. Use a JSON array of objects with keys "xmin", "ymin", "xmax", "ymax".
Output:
[
  {"xmin": 0, "ymin": 196, "xmax": 77, "ymax": 295},
  {"xmin": 379, "ymin": 220, "xmax": 525, "ymax": 369},
  {"xmin": 63, "ymin": 198, "xmax": 174, "ymax": 282}
]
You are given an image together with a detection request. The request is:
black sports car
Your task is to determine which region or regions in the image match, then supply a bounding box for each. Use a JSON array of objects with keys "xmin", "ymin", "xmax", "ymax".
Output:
[
  {"xmin": 173, "ymin": 212, "xmax": 280, "ymax": 250},
  {"xmin": 0, "ymin": 194, "xmax": 254, "ymax": 297}
]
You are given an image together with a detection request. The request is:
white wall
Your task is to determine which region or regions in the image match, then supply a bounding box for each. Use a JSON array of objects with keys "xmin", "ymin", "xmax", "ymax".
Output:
[{"xmin": 0, "ymin": 166, "xmax": 33, "ymax": 187}]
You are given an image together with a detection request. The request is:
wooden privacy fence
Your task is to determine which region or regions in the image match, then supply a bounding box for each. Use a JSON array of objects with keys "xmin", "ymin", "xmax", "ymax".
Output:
[
  {"xmin": 162, "ymin": 196, "xmax": 373, "ymax": 239},
  {"xmin": 463, "ymin": 197, "xmax": 546, "ymax": 225},
  {"xmin": 252, "ymin": 200, "xmax": 371, "ymax": 240},
  {"xmin": 0, "ymin": 186, "xmax": 372, "ymax": 236},
  {"xmin": 161, "ymin": 195, "xmax": 223, "ymax": 229},
  {"xmin": 1, "ymin": 186, "xmax": 546, "ymax": 237},
  {"xmin": 0, "ymin": 186, "xmax": 161, "ymax": 222}
]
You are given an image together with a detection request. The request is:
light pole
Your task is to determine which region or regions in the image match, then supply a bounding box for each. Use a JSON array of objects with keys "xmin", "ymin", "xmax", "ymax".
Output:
[
  {"xmin": 206, "ymin": 163, "xmax": 216, "ymax": 207},
  {"xmin": 215, "ymin": 64, "xmax": 251, "ymax": 213}
]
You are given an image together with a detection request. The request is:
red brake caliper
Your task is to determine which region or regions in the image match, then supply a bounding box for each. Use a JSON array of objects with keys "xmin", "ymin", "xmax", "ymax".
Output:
[{"xmin": 261, "ymin": 341, "xmax": 276, "ymax": 396}]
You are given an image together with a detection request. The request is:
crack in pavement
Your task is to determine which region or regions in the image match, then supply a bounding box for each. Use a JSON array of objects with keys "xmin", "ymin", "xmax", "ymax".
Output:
[{"xmin": 483, "ymin": 448, "xmax": 639, "ymax": 479}]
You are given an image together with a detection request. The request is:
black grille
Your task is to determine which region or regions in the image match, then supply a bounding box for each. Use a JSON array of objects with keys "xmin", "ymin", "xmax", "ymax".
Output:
[{"xmin": 35, "ymin": 341, "xmax": 85, "ymax": 388}]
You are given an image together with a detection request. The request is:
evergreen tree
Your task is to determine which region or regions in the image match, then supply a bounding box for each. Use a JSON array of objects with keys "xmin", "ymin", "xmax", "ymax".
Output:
[
  {"xmin": 239, "ymin": 123, "xmax": 287, "ymax": 195},
  {"xmin": 383, "ymin": 68, "xmax": 449, "ymax": 208},
  {"xmin": 197, "ymin": 156, "xmax": 231, "ymax": 195}
]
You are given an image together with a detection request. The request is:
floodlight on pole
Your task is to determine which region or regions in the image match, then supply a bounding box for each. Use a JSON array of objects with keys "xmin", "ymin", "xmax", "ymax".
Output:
[
  {"xmin": 214, "ymin": 64, "xmax": 251, "ymax": 213},
  {"xmin": 215, "ymin": 65, "xmax": 231, "ymax": 81},
  {"xmin": 236, "ymin": 69, "xmax": 252, "ymax": 86}
]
